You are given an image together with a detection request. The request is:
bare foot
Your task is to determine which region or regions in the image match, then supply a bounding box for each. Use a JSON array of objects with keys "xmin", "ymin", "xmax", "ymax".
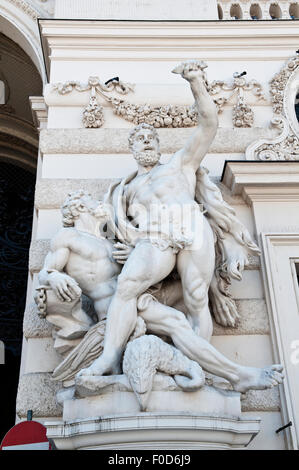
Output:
[
  {"xmin": 232, "ymin": 364, "xmax": 284, "ymax": 393},
  {"xmin": 76, "ymin": 356, "xmax": 118, "ymax": 378}
]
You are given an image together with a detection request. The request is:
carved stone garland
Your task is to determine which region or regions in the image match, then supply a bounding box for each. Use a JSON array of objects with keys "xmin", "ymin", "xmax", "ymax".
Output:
[
  {"xmin": 52, "ymin": 76, "xmax": 135, "ymax": 128},
  {"xmin": 246, "ymin": 54, "xmax": 299, "ymax": 161},
  {"xmin": 209, "ymin": 72, "xmax": 266, "ymax": 128},
  {"xmin": 52, "ymin": 73, "xmax": 265, "ymax": 129}
]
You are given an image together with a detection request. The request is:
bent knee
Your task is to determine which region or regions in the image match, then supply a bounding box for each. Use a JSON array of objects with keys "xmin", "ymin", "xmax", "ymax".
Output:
[
  {"xmin": 116, "ymin": 273, "xmax": 147, "ymax": 301},
  {"xmin": 184, "ymin": 280, "xmax": 209, "ymax": 306}
]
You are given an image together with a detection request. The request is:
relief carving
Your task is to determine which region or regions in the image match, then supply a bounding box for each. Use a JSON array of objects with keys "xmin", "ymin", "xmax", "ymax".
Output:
[
  {"xmin": 38, "ymin": 62, "xmax": 284, "ymax": 414},
  {"xmin": 246, "ymin": 53, "xmax": 299, "ymax": 161},
  {"xmin": 52, "ymin": 68, "xmax": 266, "ymax": 129},
  {"xmin": 209, "ymin": 71, "xmax": 266, "ymax": 128}
]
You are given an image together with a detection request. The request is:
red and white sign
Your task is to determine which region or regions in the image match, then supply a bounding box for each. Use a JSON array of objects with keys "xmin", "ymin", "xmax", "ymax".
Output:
[{"xmin": 0, "ymin": 421, "xmax": 51, "ymax": 450}]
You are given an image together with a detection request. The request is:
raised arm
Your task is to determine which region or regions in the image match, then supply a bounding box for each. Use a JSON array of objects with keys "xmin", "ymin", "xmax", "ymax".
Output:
[
  {"xmin": 38, "ymin": 230, "xmax": 81, "ymax": 302},
  {"xmin": 172, "ymin": 60, "xmax": 218, "ymax": 171}
]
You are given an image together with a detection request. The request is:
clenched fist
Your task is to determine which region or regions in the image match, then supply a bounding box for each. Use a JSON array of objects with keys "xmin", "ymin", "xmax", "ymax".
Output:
[
  {"xmin": 48, "ymin": 271, "xmax": 82, "ymax": 302},
  {"xmin": 172, "ymin": 60, "xmax": 208, "ymax": 85}
]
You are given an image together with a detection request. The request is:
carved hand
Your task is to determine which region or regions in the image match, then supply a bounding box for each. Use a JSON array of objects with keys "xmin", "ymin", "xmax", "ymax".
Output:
[
  {"xmin": 48, "ymin": 272, "xmax": 82, "ymax": 302},
  {"xmin": 112, "ymin": 242, "xmax": 133, "ymax": 264},
  {"xmin": 172, "ymin": 60, "xmax": 208, "ymax": 83}
]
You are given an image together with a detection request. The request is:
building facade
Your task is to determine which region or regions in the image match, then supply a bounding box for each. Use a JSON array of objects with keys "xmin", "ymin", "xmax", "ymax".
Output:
[{"xmin": 0, "ymin": 0, "xmax": 299, "ymax": 449}]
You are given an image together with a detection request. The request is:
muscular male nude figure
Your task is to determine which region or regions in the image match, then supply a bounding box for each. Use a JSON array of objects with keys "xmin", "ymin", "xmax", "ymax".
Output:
[{"xmin": 40, "ymin": 190, "xmax": 284, "ymax": 393}]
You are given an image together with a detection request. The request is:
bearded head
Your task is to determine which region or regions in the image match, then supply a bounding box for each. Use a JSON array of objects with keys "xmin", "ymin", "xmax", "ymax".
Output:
[{"xmin": 128, "ymin": 123, "xmax": 161, "ymax": 168}]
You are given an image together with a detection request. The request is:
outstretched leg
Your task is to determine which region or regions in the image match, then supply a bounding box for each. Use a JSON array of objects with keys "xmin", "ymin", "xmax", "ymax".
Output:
[
  {"xmin": 77, "ymin": 240, "xmax": 176, "ymax": 377},
  {"xmin": 140, "ymin": 298, "xmax": 284, "ymax": 393}
]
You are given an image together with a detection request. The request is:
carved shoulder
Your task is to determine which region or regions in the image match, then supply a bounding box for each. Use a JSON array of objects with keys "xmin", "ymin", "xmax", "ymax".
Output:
[{"xmin": 50, "ymin": 227, "xmax": 78, "ymax": 252}]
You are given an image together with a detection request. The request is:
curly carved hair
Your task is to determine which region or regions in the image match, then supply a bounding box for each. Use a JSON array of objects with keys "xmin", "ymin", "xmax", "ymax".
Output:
[
  {"xmin": 128, "ymin": 123, "xmax": 160, "ymax": 151},
  {"xmin": 61, "ymin": 190, "xmax": 94, "ymax": 227}
]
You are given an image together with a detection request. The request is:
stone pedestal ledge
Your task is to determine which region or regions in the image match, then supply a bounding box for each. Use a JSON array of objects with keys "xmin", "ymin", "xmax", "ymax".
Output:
[{"xmin": 46, "ymin": 413, "xmax": 261, "ymax": 450}]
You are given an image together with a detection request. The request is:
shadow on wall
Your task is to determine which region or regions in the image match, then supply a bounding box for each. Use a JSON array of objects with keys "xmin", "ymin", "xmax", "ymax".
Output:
[{"xmin": 0, "ymin": 162, "xmax": 35, "ymax": 442}]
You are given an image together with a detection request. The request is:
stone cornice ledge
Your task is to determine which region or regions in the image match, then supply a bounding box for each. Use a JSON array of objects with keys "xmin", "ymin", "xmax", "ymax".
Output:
[
  {"xmin": 39, "ymin": 19, "xmax": 299, "ymax": 64},
  {"xmin": 222, "ymin": 161, "xmax": 299, "ymax": 204},
  {"xmin": 45, "ymin": 413, "xmax": 261, "ymax": 450}
]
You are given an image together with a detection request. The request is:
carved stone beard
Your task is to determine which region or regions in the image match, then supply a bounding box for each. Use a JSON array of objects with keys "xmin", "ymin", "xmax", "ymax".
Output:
[{"xmin": 133, "ymin": 150, "xmax": 161, "ymax": 167}]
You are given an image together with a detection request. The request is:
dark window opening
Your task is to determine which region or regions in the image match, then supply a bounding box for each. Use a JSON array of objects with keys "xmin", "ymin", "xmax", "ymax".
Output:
[{"xmin": 0, "ymin": 162, "xmax": 35, "ymax": 441}]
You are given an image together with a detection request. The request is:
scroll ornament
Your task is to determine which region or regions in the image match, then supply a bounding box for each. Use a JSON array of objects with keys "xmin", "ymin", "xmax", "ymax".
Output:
[
  {"xmin": 253, "ymin": 54, "xmax": 299, "ymax": 161},
  {"xmin": 270, "ymin": 54, "xmax": 299, "ymax": 114}
]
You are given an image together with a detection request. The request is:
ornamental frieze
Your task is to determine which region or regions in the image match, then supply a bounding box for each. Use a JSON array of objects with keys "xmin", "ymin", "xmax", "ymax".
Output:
[{"xmin": 52, "ymin": 71, "xmax": 266, "ymax": 129}]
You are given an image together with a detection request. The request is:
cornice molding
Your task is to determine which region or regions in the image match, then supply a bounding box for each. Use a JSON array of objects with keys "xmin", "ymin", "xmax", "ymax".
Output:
[
  {"xmin": 29, "ymin": 96, "xmax": 48, "ymax": 130},
  {"xmin": 222, "ymin": 161, "xmax": 299, "ymax": 203},
  {"xmin": 39, "ymin": 19, "xmax": 299, "ymax": 77}
]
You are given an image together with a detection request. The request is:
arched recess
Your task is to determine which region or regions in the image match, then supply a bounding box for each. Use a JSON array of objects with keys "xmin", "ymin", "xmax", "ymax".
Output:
[
  {"xmin": 289, "ymin": 3, "xmax": 299, "ymax": 19},
  {"xmin": 0, "ymin": 113, "xmax": 39, "ymax": 172},
  {"xmin": 230, "ymin": 3, "xmax": 243, "ymax": 19},
  {"xmin": 0, "ymin": 31, "xmax": 42, "ymax": 170},
  {"xmin": 217, "ymin": 4, "xmax": 223, "ymax": 20},
  {"xmin": 269, "ymin": 3, "xmax": 282, "ymax": 19},
  {"xmin": 250, "ymin": 3, "xmax": 263, "ymax": 20},
  {"xmin": 0, "ymin": 0, "xmax": 46, "ymax": 83}
]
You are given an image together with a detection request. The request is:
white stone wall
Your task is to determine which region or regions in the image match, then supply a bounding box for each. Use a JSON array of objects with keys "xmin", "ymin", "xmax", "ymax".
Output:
[
  {"xmin": 14, "ymin": 9, "xmax": 299, "ymax": 449},
  {"xmin": 54, "ymin": 0, "xmax": 218, "ymax": 20}
]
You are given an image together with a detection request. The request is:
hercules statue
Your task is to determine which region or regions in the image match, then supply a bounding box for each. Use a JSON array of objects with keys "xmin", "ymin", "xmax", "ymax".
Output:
[{"xmin": 48, "ymin": 59, "xmax": 282, "ymax": 393}]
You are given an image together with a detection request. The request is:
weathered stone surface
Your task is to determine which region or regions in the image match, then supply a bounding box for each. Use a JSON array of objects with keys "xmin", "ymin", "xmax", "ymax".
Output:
[
  {"xmin": 23, "ymin": 302, "xmax": 53, "ymax": 338},
  {"xmin": 35, "ymin": 178, "xmax": 115, "ymax": 209},
  {"xmin": 217, "ymin": 182, "xmax": 246, "ymax": 206},
  {"xmin": 29, "ymin": 239, "xmax": 51, "ymax": 273},
  {"xmin": 35, "ymin": 178, "xmax": 246, "ymax": 209},
  {"xmin": 213, "ymin": 299, "xmax": 269, "ymax": 336},
  {"xmin": 15, "ymin": 372, "xmax": 279, "ymax": 419},
  {"xmin": 16, "ymin": 373, "xmax": 62, "ymax": 418},
  {"xmin": 241, "ymin": 388, "xmax": 280, "ymax": 412},
  {"xmin": 246, "ymin": 255, "xmax": 260, "ymax": 270},
  {"xmin": 40, "ymin": 127, "xmax": 276, "ymax": 155}
]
